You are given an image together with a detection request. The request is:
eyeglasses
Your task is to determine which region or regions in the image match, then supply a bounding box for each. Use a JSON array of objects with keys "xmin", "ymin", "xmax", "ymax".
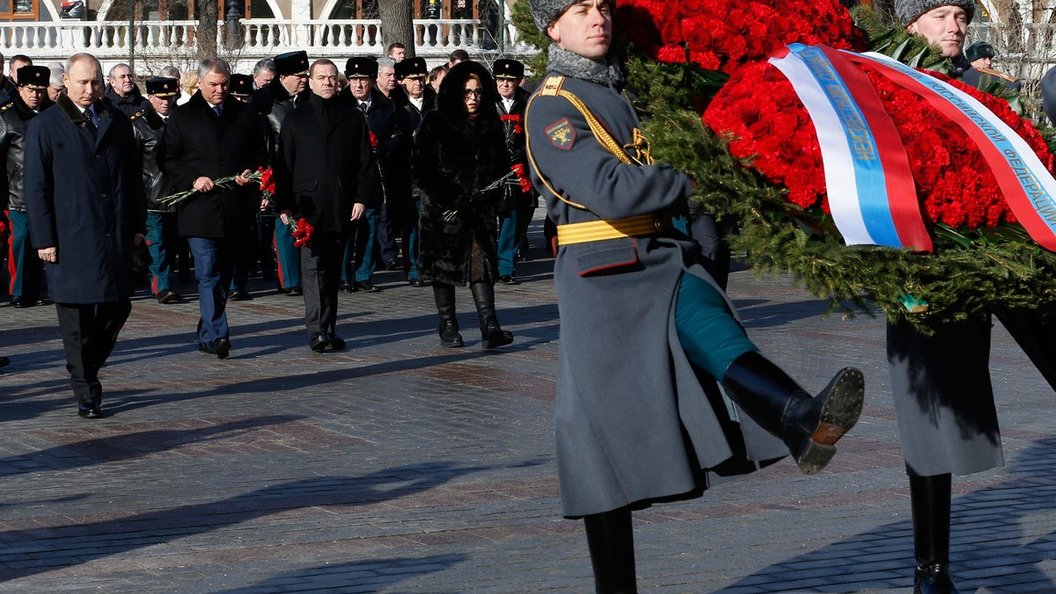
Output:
[{"xmin": 463, "ymin": 89, "xmax": 483, "ymax": 99}]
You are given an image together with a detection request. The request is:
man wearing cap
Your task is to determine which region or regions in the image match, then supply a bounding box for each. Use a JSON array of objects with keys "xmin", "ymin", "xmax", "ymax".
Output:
[
  {"xmin": 394, "ymin": 56, "xmax": 435, "ymax": 287},
  {"xmin": 105, "ymin": 63, "xmax": 151, "ymax": 119},
  {"xmin": 961, "ymin": 40, "xmax": 1021, "ymax": 91},
  {"xmin": 162, "ymin": 57, "xmax": 269, "ymax": 359},
  {"xmin": 134, "ymin": 77, "xmax": 180, "ymax": 304},
  {"xmin": 275, "ymin": 59, "xmax": 375, "ymax": 352},
  {"xmin": 229, "ymin": 74, "xmax": 254, "ymax": 103},
  {"xmin": 493, "ymin": 58, "xmax": 532, "ymax": 285},
  {"xmin": 24, "ymin": 53, "xmax": 146, "ymax": 419},
  {"xmin": 338, "ymin": 57, "xmax": 403, "ymax": 292},
  {"xmin": 524, "ymin": 1, "xmax": 869, "ymax": 592},
  {"xmin": 1, "ymin": 65, "xmax": 54, "ymax": 309},
  {"xmin": 251, "ymin": 50, "xmax": 310, "ymax": 298}
]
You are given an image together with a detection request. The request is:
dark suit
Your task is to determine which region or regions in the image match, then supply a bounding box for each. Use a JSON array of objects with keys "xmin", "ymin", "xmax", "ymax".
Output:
[
  {"xmin": 276, "ymin": 93, "xmax": 375, "ymax": 340},
  {"xmin": 23, "ymin": 93, "xmax": 146, "ymax": 410},
  {"xmin": 162, "ymin": 91, "xmax": 268, "ymax": 347}
]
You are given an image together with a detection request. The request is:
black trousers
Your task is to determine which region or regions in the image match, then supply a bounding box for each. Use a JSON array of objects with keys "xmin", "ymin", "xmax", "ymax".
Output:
[
  {"xmin": 55, "ymin": 300, "xmax": 132, "ymax": 406},
  {"xmin": 301, "ymin": 232, "xmax": 343, "ymax": 337}
]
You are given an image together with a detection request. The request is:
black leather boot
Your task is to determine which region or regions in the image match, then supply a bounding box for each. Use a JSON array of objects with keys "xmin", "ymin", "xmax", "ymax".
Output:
[
  {"xmin": 584, "ymin": 507, "xmax": 638, "ymax": 594},
  {"xmin": 721, "ymin": 351, "xmax": 864, "ymax": 475},
  {"xmin": 432, "ymin": 283, "xmax": 463, "ymax": 348},
  {"xmin": 470, "ymin": 281, "xmax": 513, "ymax": 349},
  {"xmin": 911, "ymin": 474, "xmax": 960, "ymax": 594}
]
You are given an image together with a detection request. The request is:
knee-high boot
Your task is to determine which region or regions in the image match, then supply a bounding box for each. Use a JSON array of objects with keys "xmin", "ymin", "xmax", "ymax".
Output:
[
  {"xmin": 584, "ymin": 507, "xmax": 638, "ymax": 594},
  {"xmin": 432, "ymin": 283, "xmax": 463, "ymax": 347},
  {"xmin": 721, "ymin": 351, "xmax": 864, "ymax": 475},
  {"xmin": 911, "ymin": 473, "xmax": 959, "ymax": 594},
  {"xmin": 470, "ymin": 281, "xmax": 513, "ymax": 349}
]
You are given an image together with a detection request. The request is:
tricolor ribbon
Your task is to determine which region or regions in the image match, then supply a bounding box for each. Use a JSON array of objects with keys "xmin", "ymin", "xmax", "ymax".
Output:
[{"xmin": 770, "ymin": 43, "xmax": 932, "ymax": 252}]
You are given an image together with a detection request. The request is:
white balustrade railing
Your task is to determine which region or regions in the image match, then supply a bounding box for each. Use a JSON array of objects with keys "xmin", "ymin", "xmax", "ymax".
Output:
[{"xmin": 0, "ymin": 17, "xmax": 535, "ymax": 61}]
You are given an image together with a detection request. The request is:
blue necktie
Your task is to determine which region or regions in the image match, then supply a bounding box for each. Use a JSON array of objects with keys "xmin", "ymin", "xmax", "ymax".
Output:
[{"xmin": 213, "ymin": 105, "xmax": 223, "ymax": 118}]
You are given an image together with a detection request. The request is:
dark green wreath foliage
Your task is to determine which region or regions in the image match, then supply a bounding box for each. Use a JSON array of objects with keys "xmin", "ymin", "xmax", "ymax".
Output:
[{"xmin": 513, "ymin": 1, "xmax": 1056, "ymax": 330}]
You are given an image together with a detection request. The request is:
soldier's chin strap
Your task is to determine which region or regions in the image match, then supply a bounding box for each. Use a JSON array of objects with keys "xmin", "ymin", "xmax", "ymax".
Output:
[{"xmin": 525, "ymin": 75, "xmax": 654, "ymax": 213}]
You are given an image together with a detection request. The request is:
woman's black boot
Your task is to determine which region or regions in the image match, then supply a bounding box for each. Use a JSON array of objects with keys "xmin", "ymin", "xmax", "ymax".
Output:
[
  {"xmin": 911, "ymin": 473, "xmax": 960, "ymax": 594},
  {"xmin": 584, "ymin": 507, "xmax": 638, "ymax": 594},
  {"xmin": 470, "ymin": 281, "xmax": 513, "ymax": 348},
  {"xmin": 432, "ymin": 283, "xmax": 463, "ymax": 347},
  {"xmin": 721, "ymin": 351, "xmax": 864, "ymax": 474}
]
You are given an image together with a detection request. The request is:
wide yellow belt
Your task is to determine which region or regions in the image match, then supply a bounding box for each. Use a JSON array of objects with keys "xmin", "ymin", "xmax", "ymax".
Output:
[{"xmin": 556, "ymin": 214, "xmax": 666, "ymax": 246}]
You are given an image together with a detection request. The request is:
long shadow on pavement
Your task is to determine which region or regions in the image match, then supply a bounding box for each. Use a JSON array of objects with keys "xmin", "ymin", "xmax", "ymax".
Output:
[
  {"xmin": 0, "ymin": 415, "xmax": 302, "ymax": 477},
  {"xmin": 213, "ymin": 555, "xmax": 467, "ymax": 594},
  {"xmin": 713, "ymin": 436, "xmax": 1056, "ymax": 593},
  {"xmin": 0, "ymin": 461, "xmax": 488, "ymax": 583}
]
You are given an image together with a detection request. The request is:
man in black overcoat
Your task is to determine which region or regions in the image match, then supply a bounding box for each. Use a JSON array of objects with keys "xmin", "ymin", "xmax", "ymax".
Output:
[
  {"xmin": 275, "ymin": 59, "xmax": 376, "ymax": 352},
  {"xmin": 492, "ymin": 58, "xmax": 533, "ymax": 284},
  {"xmin": 393, "ymin": 56, "xmax": 435, "ymax": 286},
  {"xmin": 162, "ymin": 57, "xmax": 269, "ymax": 359},
  {"xmin": 24, "ymin": 53, "xmax": 146, "ymax": 419}
]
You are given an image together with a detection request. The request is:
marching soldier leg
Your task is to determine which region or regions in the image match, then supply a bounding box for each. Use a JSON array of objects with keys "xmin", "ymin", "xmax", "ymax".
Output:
[
  {"xmin": 583, "ymin": 506, "xmax": 637, "ymax": 594},
  {"xmin": 676, "ymin": 272, "xmax": 864, "ymax": 474},
  {"xmin": 911, "ymin": 473, "xmax": 959, "ymax": 594}
]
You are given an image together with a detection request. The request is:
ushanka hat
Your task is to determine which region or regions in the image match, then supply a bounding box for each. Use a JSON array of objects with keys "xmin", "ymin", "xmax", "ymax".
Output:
[
  {"xmin": 527, "ymin": 0, "xmax": 613, "ymax": 31},
  {"xmin": 145, "ymin": 76, "xmax": 178, "ymax": 97},
  {"xmin": 274, "ymin": 50, "xmax": 309, "ymax": 76},
  {"xmin": 896, "ymin": 0, "xmax": 975, "ymax": 26},
  {"xmin": 16, "ymin": 66, "xmax": 50, "ymax": 90}
]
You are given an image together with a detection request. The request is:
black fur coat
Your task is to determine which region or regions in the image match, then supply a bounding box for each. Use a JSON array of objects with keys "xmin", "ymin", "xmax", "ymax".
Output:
[{"xmin": 411, "ymin": 61, "xmax": 508, "ymax": 286}]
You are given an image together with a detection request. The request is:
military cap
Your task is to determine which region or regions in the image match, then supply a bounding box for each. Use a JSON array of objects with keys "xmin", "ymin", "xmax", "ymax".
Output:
[
  {"xmin": 274, "ymin": 50, "xmax": 310, "ymax": 76},
  {"xmin": 16, "ymin": 65, "xmax": 49, "ymax": 90},
  {"xmin": 394, "ymin": 57, "xmax": 428, "ymax": 79},
  {"xmin": 230, "ymin": 73, "xmax": 253, "ymax": 97},
  {"xmin": 345, "ymin": 57, "xmax": 378, "ymax": 79},
  {"xmin": 492, "ymin": 59, "xmax": 525, "ymax": 80},
  {"xmin": 528, "ymin": 0, "xmax": 613, "ymax": 30},
  {"xmin": 895, "ymin": 0, "xmax": 975, "ymax": 26},
  {"xmin": 965, "ymin": 41, "xmax": 996, "ymax": 62},
  {"xmin": 145, "ymin": 76, "xmax": 179, "ymax": 97}
]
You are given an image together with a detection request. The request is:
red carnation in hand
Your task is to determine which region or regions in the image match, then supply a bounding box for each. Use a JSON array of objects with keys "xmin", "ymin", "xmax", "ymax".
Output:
[
  {"xmin": 257, "ymin": 166, "xmax": 276, "ymax": 196},
  {"xmin": 369, "ymin": 131, "xmax": 379, "ymax": 149},
  {"xmin": 291, "ymin": 218, "xmax": 314, "ymax": 249}
]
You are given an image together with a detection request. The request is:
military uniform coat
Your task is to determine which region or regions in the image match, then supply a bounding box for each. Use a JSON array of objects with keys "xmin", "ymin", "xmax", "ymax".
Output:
[
  {"xmin": 497, "ymin": 86, "xmax": 534, "ymax": 213},
  {"xmin": 130, "ymin": 107, "xmax": 171, "ymax": 212},
  {"xmin": 162, "ymin": 92, "xmax": 269, "ymax": 239},
  {"xmin": 23, "ymin": 94, "xmax": 146, "ymax": 303},
  {"xmin": 525, "ymin": 73, "xmax": 784, "ymax": 518},
  {"xmin": 0, "ymin": 93, "xmax": 52, "ymax": 211}
]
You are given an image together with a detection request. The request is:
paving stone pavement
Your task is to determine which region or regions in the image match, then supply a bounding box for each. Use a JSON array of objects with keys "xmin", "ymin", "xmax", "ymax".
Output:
[{"xmin": 3, "ymin": 230, "xmax": 1056, "ymax": 593}]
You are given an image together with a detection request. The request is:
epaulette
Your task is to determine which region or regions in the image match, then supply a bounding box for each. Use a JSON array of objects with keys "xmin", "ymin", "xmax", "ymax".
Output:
[
  {"xmin": 540, "ymin": 76, "xmax": 565, "ymax": 97},
  {"xmin": 130, "ymin": 109, "xmax": 146, "ymax": 121},
  {"xmin": 0, "ymin": 102, "xmax": 13, "ymax": 113}
]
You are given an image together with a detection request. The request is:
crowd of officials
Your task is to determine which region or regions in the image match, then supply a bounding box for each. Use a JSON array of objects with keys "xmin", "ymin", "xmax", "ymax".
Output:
[{"xmin": 0, "ymin": 45, "xmax": 538, "ymax": 418}]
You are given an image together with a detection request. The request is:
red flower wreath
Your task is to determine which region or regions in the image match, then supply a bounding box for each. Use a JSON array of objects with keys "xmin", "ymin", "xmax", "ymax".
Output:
[
  {"xmin": 614, "ymin": 0, "xmax": 864, "ymax": 77},
  {"xmin": 703, "ymin": 59, "xmax": 1054, "ymax": 231}
]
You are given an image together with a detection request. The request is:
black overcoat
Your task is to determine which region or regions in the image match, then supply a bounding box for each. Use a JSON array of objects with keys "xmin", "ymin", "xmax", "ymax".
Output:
[
  {"xmin": 161, "ymin": 92, "xmax": 269, "ymax": 239},
  {"xmin": 24, "ymin": 94, "xmax": 146, "ymax": 303},
  {"xmin": 411, "ymin": 62, "xmax": 508, "ymax": 286},
  {"xmin": 274, "ymin": 93, "xmax": 377, "ymax": 235}
]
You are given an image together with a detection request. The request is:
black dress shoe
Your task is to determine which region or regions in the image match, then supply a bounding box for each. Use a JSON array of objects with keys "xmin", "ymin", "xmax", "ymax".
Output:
[
  {"xmin": 285, "ymin": 286, "xmax": 303, "ymax": 296},
  {"xmin": 157, "ymin": 289, "xmax": 180, "ymax": 304},
  {"xmin": 310, "ymin": 334, "xmax": 330, "ymax": 353},
  {"xmin": 340, "ymin": 283, "xmax": 357, "ymax": 293},
  {"xmin": 199, "ymin": 337, "xmax": 231, "ymax": 359},
  {"xmin": 10, "ymin": 297, "xmax": 26, "ymax": 308},
  {"xmin": 78, "ymin": 404, "xmax": 104, "ymax": 419},
  {"xmin": 355, "ymin": 281, "xmax": 379, "ymax": 292},
  {"xmin": 409, "ymin": 278, "xmax": 425, "ymax": 287},
  {"xmin": 36, "ymin": 297, "xmax": 52, "ymax": 306},
  {"xmin": 327, "ymin": 333, "xmax": 346, "ymax": 350},
  {"xmin": 229, "ymin": 290, "xmax": 252, "ymax": 301},
  {"xmin": 499, "ymin": 275, "xmax": 520, "ymax": 285}
]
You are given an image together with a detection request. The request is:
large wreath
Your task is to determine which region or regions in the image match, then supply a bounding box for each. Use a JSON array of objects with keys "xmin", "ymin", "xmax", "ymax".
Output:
[{"xmin": 514, "ymin": 0, "xmax": 1056, "ymax": 330}]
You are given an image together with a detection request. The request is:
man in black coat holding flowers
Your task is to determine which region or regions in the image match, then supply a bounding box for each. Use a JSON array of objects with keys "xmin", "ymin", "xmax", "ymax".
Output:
[
  {"xmin": 162, "ymin": 57, "xmax": 269, "ymax": 359},
  {"xmin": 275, "ymin": 59, "xmax": 376, "ymax": 352}
]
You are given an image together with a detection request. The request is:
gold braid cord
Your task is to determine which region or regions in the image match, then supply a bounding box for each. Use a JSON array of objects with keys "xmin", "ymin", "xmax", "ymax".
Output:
[{"xmin": 525, "ymin": 76, "xmax": 653, "ymax": 211}]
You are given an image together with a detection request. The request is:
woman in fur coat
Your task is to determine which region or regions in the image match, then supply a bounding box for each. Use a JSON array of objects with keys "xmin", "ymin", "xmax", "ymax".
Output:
[{"xmin": 412, "ymin": 61, "xmax": 514, "ymax": 349}]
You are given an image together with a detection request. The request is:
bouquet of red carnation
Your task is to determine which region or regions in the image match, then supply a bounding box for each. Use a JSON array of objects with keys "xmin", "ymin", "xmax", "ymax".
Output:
[
  {"xmin": 159, "ymin": 167, "xmax": 271, "ymax": 208},
  {"xmin": 500, "ymin": 113, "xmax": 524, "ymax": 134},
  {"xmin": 289, "ymin": 218, "xmax": 314, "ymax": 249},
  {"xmin": 511, "ymin": 163, "xmax": 533, "ymax": 194},
  {"xmin": 368, "ymin": 131, "xmax": 379, "ymax": 150}
]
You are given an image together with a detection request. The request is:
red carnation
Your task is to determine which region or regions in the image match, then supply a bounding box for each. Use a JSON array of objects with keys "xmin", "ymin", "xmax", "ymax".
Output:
[
  {"xmin": 257, "ymin": 166, "xmax": 276, "ymax": 196},
  {"xmin": 291, "ymin": 218, "xmax": 314, "ymax": 249}
]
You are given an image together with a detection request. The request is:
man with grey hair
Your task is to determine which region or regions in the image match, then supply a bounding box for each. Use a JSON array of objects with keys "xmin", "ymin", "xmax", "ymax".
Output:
[
  {"xmin": 47, "ymin": 62, "xmax": 64, "ymax": 102},
  {"xmin": 24, "ymin": 52, "xmax": 145, "ymax": 418},
  {"xmin": 252, "ymin": 58, "xmax": 275, "ymax": 90},
  {"xmin": 375, "ymin": 57, "xmax": 398, "ymax": 99},
  {"xmin": 162, "ymin": 57, "xmax": 269, "ymax": 359},
  {"xmin": 105, "ymin": 62, "xmax": 150, "ymax": 117}
]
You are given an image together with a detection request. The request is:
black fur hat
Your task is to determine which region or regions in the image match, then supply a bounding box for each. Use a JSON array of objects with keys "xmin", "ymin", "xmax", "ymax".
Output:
[{"xmin": 437, "ymin": 60, "xmax": 500, "ymax": 122}]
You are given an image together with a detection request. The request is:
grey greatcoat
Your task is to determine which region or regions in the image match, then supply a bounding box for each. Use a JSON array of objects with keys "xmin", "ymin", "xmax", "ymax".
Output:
[{"xmin": 525, "ymin": 74, "xmax": 784, "ymax": 518}]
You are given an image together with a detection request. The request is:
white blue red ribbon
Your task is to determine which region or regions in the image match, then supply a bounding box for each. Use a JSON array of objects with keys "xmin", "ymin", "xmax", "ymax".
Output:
[{"xmin": 769, "ymin": 44, "xmax": 933, "ymax": 252}]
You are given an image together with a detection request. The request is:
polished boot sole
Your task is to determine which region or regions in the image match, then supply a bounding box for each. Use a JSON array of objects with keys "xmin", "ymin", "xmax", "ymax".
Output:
[
  {"xmin": 795, "ymin": 367, "xmax": 865, "ymax": 475},
  {"xmin": 481, "ymin": 332, "xmax": 513, "ymax": 349}
]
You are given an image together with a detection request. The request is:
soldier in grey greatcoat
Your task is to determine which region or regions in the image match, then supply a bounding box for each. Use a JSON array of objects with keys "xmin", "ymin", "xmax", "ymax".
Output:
[{"xmin": 524, "ymin": 1, "xmax": 867, "ymax": 592}]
